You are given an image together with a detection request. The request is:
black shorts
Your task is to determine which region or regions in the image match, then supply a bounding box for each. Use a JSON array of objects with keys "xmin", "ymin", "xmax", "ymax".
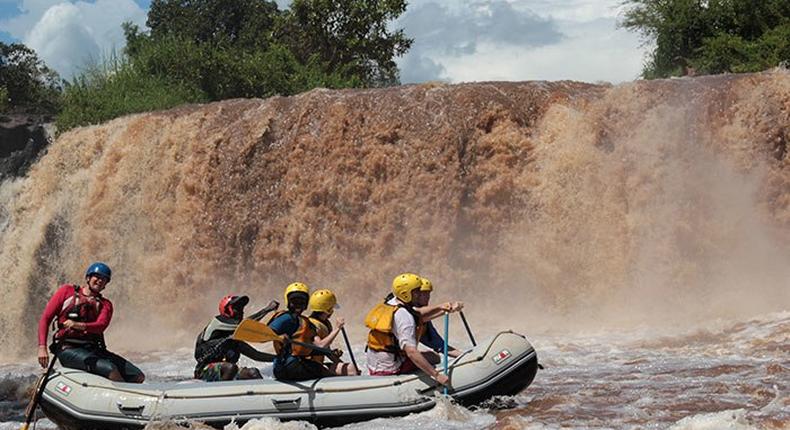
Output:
[
  {"xmin": 57, "ymin": 345, "xmax": 144, "ymax": 382},
  {"xmin": 273, "ymin": 358, "xmax": 328, "ymax": 382}
]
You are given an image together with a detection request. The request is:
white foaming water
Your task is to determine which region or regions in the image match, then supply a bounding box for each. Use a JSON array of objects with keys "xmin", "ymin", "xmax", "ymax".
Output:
[
  {"xmin": 1, "ymin": 312, "xmax": 788, "ymax": 429},
  {"xmin": 667, "ymin": 409, "xmax": 757, "ymax": 430}
]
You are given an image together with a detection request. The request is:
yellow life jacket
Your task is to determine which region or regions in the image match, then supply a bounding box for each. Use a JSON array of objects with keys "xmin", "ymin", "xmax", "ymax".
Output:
[
  {"xmin": 364, "ymin": 302, "xmax": 424, "ymax": 353},
  {"xmin": 307, "ymin": 317, "xmax": 332, "ymax": 363},
  {"xmin": 267, "ymin": 310, "xmax": 316, "ymax": 357}
]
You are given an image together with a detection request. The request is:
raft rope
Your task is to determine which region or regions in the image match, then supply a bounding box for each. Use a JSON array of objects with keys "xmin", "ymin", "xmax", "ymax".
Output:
[{"xmin": 52, "ymin": 331, "xmax": 526, "ymax": 399}]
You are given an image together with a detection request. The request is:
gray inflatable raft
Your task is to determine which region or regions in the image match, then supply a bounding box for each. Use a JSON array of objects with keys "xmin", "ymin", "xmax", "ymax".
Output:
[{"xmin": 40, "ymin": 331, "xmax": 538, "ymax": 429}]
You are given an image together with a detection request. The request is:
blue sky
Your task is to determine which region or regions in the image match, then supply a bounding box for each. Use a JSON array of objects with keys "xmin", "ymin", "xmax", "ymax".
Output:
[{"xmin": 0, "ymin": 0, "xmax": 647, "ymax": 83}]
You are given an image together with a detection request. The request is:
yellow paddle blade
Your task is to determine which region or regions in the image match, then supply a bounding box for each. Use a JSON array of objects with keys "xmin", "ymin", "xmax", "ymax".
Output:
[{"xmin": 233, "ymin": 319, "xmax": 284, "ymax": 344}]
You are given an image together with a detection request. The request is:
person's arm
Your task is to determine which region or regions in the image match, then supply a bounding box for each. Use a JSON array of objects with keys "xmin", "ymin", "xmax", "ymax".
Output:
[
  {"xmin": 418, "ymin": 301, "xmax": 464, "ymax": 323},
  {"xmin": 37, "ymin": 286, "xmax": 68, "ymax": 367},
  {"xmin": 38, "ymin": 286, "xmax": 68, "ymax": 346},
  {"xmin": 312, "ymin": 317, "xmax": 344, "ymax": 349},
  {"xmin": 71, "ymin": 299, "xmax": 113, "ymax": 333},
  {"xmin": 403, "ymin": 345, "xmax": 449, "ymax": 386},
  {"xmin": 394, "ymin": 309, "xmax": 449, "ymax": 386},
  {"xmin": 237, "ymin": 341, "xmax": 276, "ymax": 362}
]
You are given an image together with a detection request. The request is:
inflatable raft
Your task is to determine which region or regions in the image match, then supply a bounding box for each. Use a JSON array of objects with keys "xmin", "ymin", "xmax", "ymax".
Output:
[{"xmin": 39, "ymin": 331, "xmax": 538, "ymax": 429}]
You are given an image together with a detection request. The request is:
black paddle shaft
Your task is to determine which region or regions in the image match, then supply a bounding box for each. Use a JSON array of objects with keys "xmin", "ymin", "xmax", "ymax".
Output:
[
  {"xmin": 340, "ymin": 327, "xmax": 358, "ymax": 371},
  {"xmin": 22, "ymin": 353, "xmax": 58, "ymax": 430},
  {"xmin": 459, "ymin": 311, "xmax": 477, "ymax": 347}
]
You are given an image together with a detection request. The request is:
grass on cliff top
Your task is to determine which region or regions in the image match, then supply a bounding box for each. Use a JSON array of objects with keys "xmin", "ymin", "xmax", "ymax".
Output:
[{"xmin": 55, "ymin": 55, "xmax": 206, "ymax": 133}]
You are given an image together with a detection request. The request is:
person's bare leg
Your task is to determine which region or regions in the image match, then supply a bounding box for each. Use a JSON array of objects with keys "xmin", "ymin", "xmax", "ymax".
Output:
[
  {"xmin": 106, "ymin": 369, "xmax": 124, "ymax": 382},
  {"xmin": 329, "ymin": 362, "xmax": 360, "ymax": 376},
  {"xmin": 219, "ymin": 363, "xmax": 239, "ymax": 380},
  {"xmin": 237, "ymin": 367, "xmax": 262, "ymax": 379}
]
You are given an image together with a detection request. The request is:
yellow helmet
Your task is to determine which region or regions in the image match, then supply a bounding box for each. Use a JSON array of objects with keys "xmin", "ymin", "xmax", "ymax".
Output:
[
  {"xmin": 392, "ymin": 273, "xmax": 423, "ymax": 303},
  {"xmin": 284, "ymin": 282, "xmax": 310, "ymax": 306},
  {"xmin": 420, "ymin": 277, "xmax": 433, "ymax": 292},
  {"xmin": 309, "ymin": 289, "xmax": 338, "ymax": 313}
]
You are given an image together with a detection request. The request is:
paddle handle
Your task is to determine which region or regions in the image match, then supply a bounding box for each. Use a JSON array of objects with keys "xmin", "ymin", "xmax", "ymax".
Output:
[
  {"xmin": 340, "ymin": 327, "xmax": 358, "ymax": 371},
  {"xmin": 21, "ymin": 352, "xmax": 58, "ymax": 430},
  {"xmin": 443, "ymin": 312, "xmax": 449, "ymax": 395},
  {"xmin": 459, "ymin": 311, "xmax": 476, "ymax": 347}
]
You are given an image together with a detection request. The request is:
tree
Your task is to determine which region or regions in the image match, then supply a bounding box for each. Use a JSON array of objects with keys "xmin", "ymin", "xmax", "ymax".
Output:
[
  {"xmin": 146, "ymin": 0, "xmax": 281, "ymax": 50},
  {"xmin": 0, "ymin": 42, "xmax": 61, "ymax": 113},
  {"xmin": 142, "ymin": 0, "xmax": 412, "ymax": 87},
  {"xmin": 281, "ymin": 0, "xmax": 413, "ymax": 86},
  {"xmin": 0, "ymin": 86, "xmax": 8, "ymax": 113},
  {"xmin": 620, "ymin": 0, "xmax": 790, "ymax": 78}
]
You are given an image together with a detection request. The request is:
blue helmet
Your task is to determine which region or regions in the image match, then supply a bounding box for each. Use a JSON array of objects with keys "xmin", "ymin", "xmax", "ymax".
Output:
[{"xmin": 85, "ymin": 262, "xmax": 112, "ymax": 281}]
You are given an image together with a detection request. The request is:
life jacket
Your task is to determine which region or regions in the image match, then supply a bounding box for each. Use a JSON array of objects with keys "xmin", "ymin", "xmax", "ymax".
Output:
[
  {"xmin": 365, "ymin": 301, "xmax": 424, "ymax": 353},
  {"xmin": 54, "ymin": 285, "xmax": 106, "ymax": 347},
  {"xmin": 267, "ymin": 310, "xmax": 317, "ymax": 357},
  {"xmin": 307, "ymin": 317, "xmax": 332, "ymax": 363},
  {"xmin": 193, "ymin": 316, "xmax": 242, "ymax": 376}
]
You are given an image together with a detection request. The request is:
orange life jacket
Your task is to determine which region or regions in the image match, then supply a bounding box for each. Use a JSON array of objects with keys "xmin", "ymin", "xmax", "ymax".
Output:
[
  {"xmin": 365, "ymin": 302, "xmax": 425, "ymax": 354},
  {"xmin": 267, "ymin": 310, "xmax": 317, "ymax": 357},
  {"xmin": 308, "ymin": 317, "xmax": 332, "ymax": 363}
]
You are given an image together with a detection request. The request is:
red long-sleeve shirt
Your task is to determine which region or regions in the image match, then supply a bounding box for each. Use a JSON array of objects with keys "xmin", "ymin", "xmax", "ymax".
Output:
[{"xmin": 38, "ymin": 284, "xmax": 113, "ymax": 346}]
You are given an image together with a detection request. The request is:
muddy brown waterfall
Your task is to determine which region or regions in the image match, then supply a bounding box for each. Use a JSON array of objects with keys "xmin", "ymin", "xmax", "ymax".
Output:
[{"xmin": 0, "ymin": 71, "xmax": 788, "ymax": 360}]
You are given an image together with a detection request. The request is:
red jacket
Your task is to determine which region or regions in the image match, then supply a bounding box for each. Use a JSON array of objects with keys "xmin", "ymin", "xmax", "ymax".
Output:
[{"xmin": 38, "ymin": 284, "xmax": 113, "ymax": 346}]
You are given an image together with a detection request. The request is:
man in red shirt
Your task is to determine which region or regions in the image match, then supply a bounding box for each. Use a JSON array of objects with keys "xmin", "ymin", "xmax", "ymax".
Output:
[{"xmin": 37, "ymin": 262, "xmax": 145, "ymax": 383}]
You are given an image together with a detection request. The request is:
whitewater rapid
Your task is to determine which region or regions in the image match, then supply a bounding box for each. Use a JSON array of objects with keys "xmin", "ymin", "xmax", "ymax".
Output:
[{"xmin": 1, "ymin": 311, "xmax": 786, "ymax": 429}]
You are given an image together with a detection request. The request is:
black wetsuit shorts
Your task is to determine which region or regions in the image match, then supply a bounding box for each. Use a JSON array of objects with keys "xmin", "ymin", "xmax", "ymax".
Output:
[
  {"xmin": 57, "ymin": 345, "xmax": 144, "ymax": 382},
  {"xmin": 273, "ymin": 358, "xmax": 327, "ymax": 382}
]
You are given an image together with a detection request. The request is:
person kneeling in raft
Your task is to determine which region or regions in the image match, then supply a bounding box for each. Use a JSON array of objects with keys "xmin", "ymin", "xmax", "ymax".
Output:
[
  {"xmin": 306, "ymin": 289, "xmax": 360, "ymax": 376},
  {"xmin": 194, "ymin": 295, "xmax": 277, "ymax": 381}
]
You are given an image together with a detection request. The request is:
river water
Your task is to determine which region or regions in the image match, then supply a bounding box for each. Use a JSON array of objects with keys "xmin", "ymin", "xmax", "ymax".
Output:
[{"xmin": 1, "ymin": 311, "xmax": 786, "ymax": 429}]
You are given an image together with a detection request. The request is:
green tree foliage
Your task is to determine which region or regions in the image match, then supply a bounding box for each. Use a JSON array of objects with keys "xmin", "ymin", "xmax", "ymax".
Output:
[
  {"xmin": 145, "ymin": 0, "xmax": 280, "ymax": 50},
  {"xmin": 56, "ymin": 53, "xmax": 206, "ymax": 131},
  {"xmin": 56, "ymin": 0, "xmax": 409, "ymax": 131},
  {"xmin": 0, "ymin": 42, "xmax": 61, "ymax": 113},
  {"xmin": 0, "ymin": 86, "xmax": 8, "ymax": 113},
  {"xmin": 281, "ymin": 0, "xmax": 413, "ymax": 86},
  {"xmin": 621, "ymin": 0, "xmax": 790, "ymax": 78},
  {"xmin": 124, "ymin": 22, "xmax": 359, "ymax": 101}
]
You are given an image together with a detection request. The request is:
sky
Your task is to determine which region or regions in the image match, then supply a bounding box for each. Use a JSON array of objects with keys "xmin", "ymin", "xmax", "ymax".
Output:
[{"xmin": 0, "ymin": 0, "xmax": 648, "ymax": 84}]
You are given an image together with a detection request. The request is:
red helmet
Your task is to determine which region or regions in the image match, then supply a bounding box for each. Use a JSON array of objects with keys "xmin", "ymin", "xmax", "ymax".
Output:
[{"xmin": 218, "ymin": 295, "xmax": 249, "ymax": 318}]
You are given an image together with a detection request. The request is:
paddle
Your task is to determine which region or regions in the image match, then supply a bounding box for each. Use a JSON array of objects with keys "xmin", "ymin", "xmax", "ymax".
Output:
[
  {"xmin": 21, "ymin": 351, "xmax": 58, "ymax": 430},
  {"xmin": 340, "ymin": 327, "xmax": 358, "ymax": 371},
  {"xmin": 443, "ymin": 312, "xmax": 449, "ymax": 395},
  {"xmin": 459, "ymin": 311, "xmax": 476, "ymax": 347},
  {"xmin": 233, "ymin": 319, "xmax": 335, "ymax": 356}
]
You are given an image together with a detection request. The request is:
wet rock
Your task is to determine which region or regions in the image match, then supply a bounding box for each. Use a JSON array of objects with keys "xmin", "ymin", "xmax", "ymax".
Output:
[{"xmin": 0, "ymin": 113, "xmax": 54, "ymax": 181}]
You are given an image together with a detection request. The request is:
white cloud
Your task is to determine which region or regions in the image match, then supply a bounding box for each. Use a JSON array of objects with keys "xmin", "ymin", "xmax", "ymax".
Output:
[
  {"xmin": 1, "ymin": 0, "xmax": 147, "ymax": 79},
  {"xmin": 436, "ymin": 17, "xmax": 644, "ymax": 84},
  {"xmin": 397, "ymin": 0, "xmax": 646, "ymax": 84}
]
